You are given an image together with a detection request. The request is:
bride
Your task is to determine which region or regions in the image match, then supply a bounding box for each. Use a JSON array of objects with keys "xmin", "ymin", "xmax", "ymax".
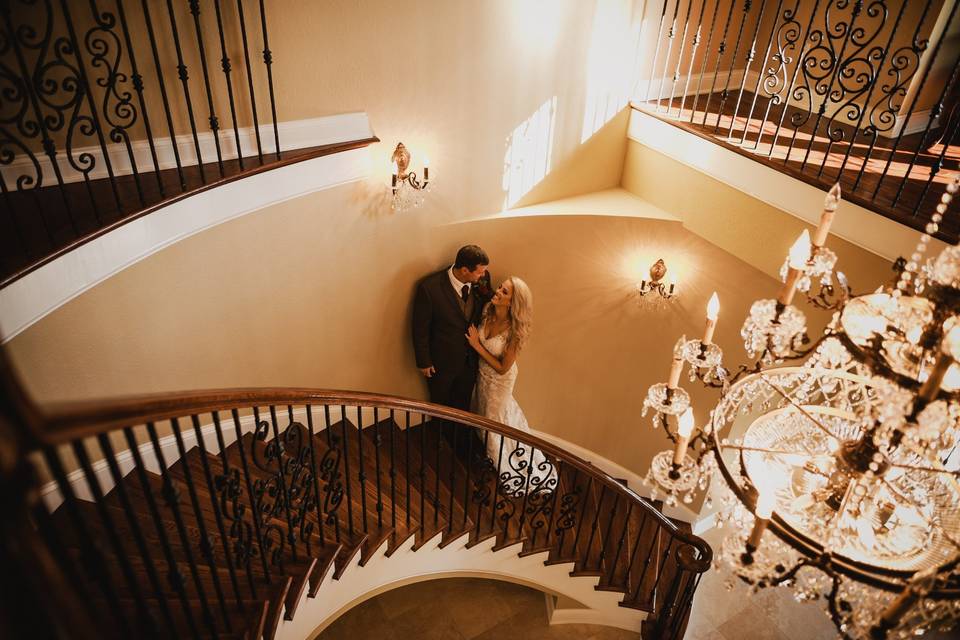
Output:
[{"xmin": 466, "ymin": 276, "xmax": 556, "ymax": 498}]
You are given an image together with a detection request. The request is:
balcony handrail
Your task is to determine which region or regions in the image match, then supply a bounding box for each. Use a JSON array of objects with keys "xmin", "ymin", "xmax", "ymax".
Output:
[{"xmin": 36, "ymin": 386, "xmax": 710, "ymax": 558}]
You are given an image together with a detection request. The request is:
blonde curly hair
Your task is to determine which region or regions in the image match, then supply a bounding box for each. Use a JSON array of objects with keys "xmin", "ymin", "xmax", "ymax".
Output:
[{"xmin": 484, "ymin": 276, "xmax": 533, "ymax": 350}]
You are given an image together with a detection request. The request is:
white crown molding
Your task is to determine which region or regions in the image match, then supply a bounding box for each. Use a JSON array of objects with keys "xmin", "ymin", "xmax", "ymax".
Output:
[{"xmin": 0, "ymin": 113, "xmax": 376, "ymax": 343}]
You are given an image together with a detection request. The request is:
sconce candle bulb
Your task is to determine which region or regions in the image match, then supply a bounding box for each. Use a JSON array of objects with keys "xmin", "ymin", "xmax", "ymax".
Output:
[
  {"xmin": 672, "ymin": 407, "xmax": 695, "ymax": 465},
  {"xmin": 778, "ymin": 230, "xmax": 812, "ymax": 306},
  {"xmin": 703, "ymin": 292, "xmax": 720, "ymax": 344}
]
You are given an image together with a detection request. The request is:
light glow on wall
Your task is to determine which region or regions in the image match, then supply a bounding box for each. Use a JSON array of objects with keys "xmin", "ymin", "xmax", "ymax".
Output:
[{"xmin": 502, "ymin": 96, "xmax": 558, "ymax": 208}]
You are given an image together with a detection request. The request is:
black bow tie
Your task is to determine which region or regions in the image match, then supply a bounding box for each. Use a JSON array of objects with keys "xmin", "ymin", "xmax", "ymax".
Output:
[{"xmin": 461, "ymin": 285, "xmax": 470, "ymax": 301}]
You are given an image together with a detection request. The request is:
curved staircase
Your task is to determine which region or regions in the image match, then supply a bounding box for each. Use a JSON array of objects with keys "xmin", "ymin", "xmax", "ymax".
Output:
[{"xmin": 3, "ymin": 386, "xmax": 711, "ymax": 640}]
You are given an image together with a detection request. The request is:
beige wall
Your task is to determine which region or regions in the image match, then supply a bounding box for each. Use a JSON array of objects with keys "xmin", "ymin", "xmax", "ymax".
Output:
[
  {"xmin": 621, "ymin": 140, "xmax": 895, "ymax": 287},
  {"xmin": 7, "ymin": 180, "xmax": 800, "ymax": 483}
]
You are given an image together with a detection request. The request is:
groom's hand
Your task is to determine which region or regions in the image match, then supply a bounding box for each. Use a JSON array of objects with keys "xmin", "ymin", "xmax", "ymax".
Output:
[{"xmin": 419, "ymin": 366, "xmax": 436, "ymax": 378}]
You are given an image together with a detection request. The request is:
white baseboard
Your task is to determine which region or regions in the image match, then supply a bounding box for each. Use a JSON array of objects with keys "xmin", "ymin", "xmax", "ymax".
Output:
[{"xmin": 1, "ymin": 112, "xmax": 374, "ymax": 186}]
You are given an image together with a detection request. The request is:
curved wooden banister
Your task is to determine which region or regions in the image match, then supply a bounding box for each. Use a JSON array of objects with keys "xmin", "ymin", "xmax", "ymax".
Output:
[
  {"xmin": 38, "ymin": 386, "xmax": 712, "ymax": 564},
  {"xmin": 21, "ymin": 385, "xmax": 712, "ymax": 639}
]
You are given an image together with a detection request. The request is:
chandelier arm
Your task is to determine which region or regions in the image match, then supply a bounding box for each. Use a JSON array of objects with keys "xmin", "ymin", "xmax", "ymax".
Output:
[
  {"xmin": 724, "ymin": 443, "xmax": 814, "ymax": 458},
  {"xmin": 885, "ymin": 460, "xmax": 960, "ymax": 477}
]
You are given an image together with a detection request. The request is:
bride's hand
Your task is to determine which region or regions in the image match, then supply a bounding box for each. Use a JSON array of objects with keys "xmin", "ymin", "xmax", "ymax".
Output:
[{"xmin": 465, "ymin": 325, "xmax": 481, "ymax": 349}]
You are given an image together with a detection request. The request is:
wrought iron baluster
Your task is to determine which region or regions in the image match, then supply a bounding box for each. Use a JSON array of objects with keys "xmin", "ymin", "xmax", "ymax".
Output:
[
  {"xmin": 43, "ymin": 446, "xmax": 135, "ymax": 635},
  {"xmin": 689, "ymin": 0, "xmax": 723, "ymax": 121},
  {"xmin": 235, "ymin": 0, "xmax": 263, "ymax": 162},
  {"xmin": 463, "ymin": 421, "xmax": 474, "ymax": 529},
  {"xmin": 474, "ymin": 429, "xmax": 492, "ymax": 539},
  {"xmin": 800, "ymin": 1, "xmax": 864, "ymax": 171},
  {"xmin": 405, "ymin": 411, "xmax": 411, "ymax": 530},
  {"xmin": 355, "ymin": 405, "xmax": 369, "ymax": 533},
  {"xmin": 911, "ymin": 103, "xmax": 960, "ymax": 218},
  {"xmin": 435, "ymin": 420, "xmax": 442, "ymax": 527},
  {"xmin": 668, "ymin": 0, "xmax": 696, "ymax": 116},
  {"xmin": 633, "ymin": 528, "xmax": 666, "ymax": 603},
  {"xmin": 713, "ymin": 0, "xmax": 755, "ymax": 133},
  {"xmin": 701, "ymin": 0, "xmax": 738, "ymax": 126},
  {"xmin": 266, "ymin": 405, "xmax": 299, "ymax": 557},
  {"xmin": 649, "ymin": 535, "xmax": 678, "ymax": 602},
  {"xmin": 816, "ymin": 0, "xmax": 890, "ymax": 179},
  {"xmin": 321, "ymin": 405, "xmax": 342, "ymax": 543},
  {"xmin": 230, "ymin": 408, "xmax": 272, "ymax": 580},
  {"xmin": 541, "ymin": 459, "xmax": 564, "ymax": 550},
  {"xmin": 163, "ymin": 0, "xmax": 205, "ymax": 182},
  {"xmin": 645, "ymin": 0, "xmax": 671, "ymax": 103},
  {"xmin": 554, "ymin": 468, "xmax": 583, "ymax": 556},
  {"xmin": 836, "ymin": 0, "xmax": 911, "ymax": 178},
  {"xmin": 596, "ymin": 493, "xmax": 620, "ymax": 572},
  {"xmin": 86, "ymin": 0, "xmax": 146, "ymax": 207},
  {"xmin": 623, "ymin": 512, "xmax": 652, "ymax": 595},
  {"xmin": 853, "ymin": 0, "xmax": 934, "ymax": 189},
  {"xmin": 738, "ymin": 0, "xmax": 786, "ymax": 146},
  {"xmin": 678, "ymin": 0, "xmax": 710, "ymax": 121},
  {"xmin": 124, "ymin": 426, "xmax": 203, "ymax": 637},
  {"xmin": 420, "ymin": 414, "xmax": 427, "ymax": 534},
  {"xmin": 113, "ymin": 0, "xmax": 164, "ymax": 195},
  {"xmin": 338, "ymin": 407, "xmax": 357, "ymax": 536},
  {"xmin": 372, "ymin": 407, "xmax": 384, "ymax": 529},
  {"xmin": 871, "ymin": 1, "xmax": 959, "ymax": 200},
  {"xmin": 389, "ymin": 408, "xmax": 397, "ymax": 530},
  {"xmin": 769, "ymin": 0, "xmax": 822, "ymax": 159},
  {"xmin": 569, "ymin": 475, "xmax": 593, "ymax": 558},
  {"xmin": 609, "ymin": 501, "xmax": 634, "ymax": 587},
  {"xmin": 171, "ymin": 417, "xmax": 233, "ymax": 631},
  {"xmin": 138, "ymin": 0, "xmax": 185, "ymax": 188},
  {"xmin": 448, "ymin": 421, "xmax": 458, "ymax": 532},
  {"xmin": 97, "ymin": 433, "xmax": 179, "ymax": 636},
  {"xmin": 211, "ymin": 411, "xmax": 259, "ymax": 598},
  {"xmin": 491, "ymin": 430, "xmax": 507, "ymax": 534},
  {"xmin": 893, "ymin": 44, "xmax": 960, "ymax": 208},
  {"xmin": 145, "ymin": 420, "xmax": 219, "ymax": 636},
  {"xmin": 58, "ymin": 0, "xmax": 123, "ymax": 215},
  {"xmin": 1, "ymin": 5, "xmax": 80, "ymax": 236},
  {"xmin": 189, "ymin": 414, "xmax": 244, "ymax": 609},
  {"xmin": 257, "ymin": 0, "xmax": 280, "ymax": 158},
  {"xmin": 187, "ymin": 0, "xmax": 224, "ymax": 176},
  {"xmin": 583, "ymin": 485, "xmax": 607, "ymax": 569},
  {"xmin": 727, "ymin": 0, "xmax": 772, "ymax": 141},
  {"xmin": 212, "ymin": 0, "xmax": 243, "ymax": 169},
  {"xmin": 305, "ymin": 405, "xmax": 327, "ymax": 546},
  {"xmin": 71, "ymin": 441, "xmax": 156, "ymax": 636},
  {"xmin": 656, "ymin": 0, "xmax": 682, "ymax": 109}
]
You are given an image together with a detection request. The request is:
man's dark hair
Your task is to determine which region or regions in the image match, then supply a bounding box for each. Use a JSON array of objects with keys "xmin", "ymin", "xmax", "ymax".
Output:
[{"xmin": 453, "ymin": 245, "xmax": 489, "ymax": 270}]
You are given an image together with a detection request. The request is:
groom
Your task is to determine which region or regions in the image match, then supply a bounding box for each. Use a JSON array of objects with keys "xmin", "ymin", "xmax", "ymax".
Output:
[{"xmin": 412, "ymin": 245, "xmax": 492, "ymax": 411}]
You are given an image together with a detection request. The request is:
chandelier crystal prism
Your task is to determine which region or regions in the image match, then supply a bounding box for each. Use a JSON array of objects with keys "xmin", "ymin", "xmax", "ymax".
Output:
[{"xmin": 642, "ymin": 180, "xmax": 960, "ymax": 639}]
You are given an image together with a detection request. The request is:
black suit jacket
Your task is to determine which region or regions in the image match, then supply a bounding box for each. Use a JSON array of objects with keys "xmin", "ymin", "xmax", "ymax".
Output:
[{"xmin": 412, "ymin": 268, "xmax": 491, "ymax": 376}]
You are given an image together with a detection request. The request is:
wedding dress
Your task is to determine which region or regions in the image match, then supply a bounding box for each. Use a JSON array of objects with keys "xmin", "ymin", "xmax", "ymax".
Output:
[{"xmin": 471, "ymin": 327, "xmax": 557, "ymax": 498}]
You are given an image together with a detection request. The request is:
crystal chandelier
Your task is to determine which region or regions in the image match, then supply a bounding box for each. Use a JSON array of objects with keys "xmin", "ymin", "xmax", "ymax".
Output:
[{"xmin": 642, "ymin": 181, "xmax": 960, "ymax": 639}]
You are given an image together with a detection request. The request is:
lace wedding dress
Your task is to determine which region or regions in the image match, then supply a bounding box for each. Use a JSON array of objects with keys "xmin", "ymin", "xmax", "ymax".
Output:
[{"xmin": 472, "ymin": 327, "xmax": 557, "ymax": 497}]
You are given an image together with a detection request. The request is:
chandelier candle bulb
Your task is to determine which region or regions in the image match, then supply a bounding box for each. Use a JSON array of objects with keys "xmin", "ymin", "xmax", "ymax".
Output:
[
  {"xmin": 747, "ymin": 491, "xmax": 775, "ymax": 549},
  {"xmin": 391, "ymin": 161, "xmax": 399, "ymax": 193},
  {"xmin": 667, "ymin": 335, "xmax": 686, "ymax": 389},
  {"xmin": 813, "ymin": 183, "xmax": 842, "ymax": 247},
  {"xmin": 424, "ymin": 156, "xmax": 429, "ymax": 182},
  {"xmin": 672, "ymin": 408, "xmax": 695, "ymax": 466},
  {"xmin": 778, "ymin": 230, "xmax": 812, "ymax": 306},
  {"xmin": 703, "ymin": 292, "xmax": 720, "ymax": 344}
]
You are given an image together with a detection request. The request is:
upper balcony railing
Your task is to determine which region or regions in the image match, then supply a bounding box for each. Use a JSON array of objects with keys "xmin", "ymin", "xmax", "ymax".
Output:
[
  {"xmin": 0, "ymin": 0, "xmax": 376, "ymax": 287},
  {"xmin": 634, "ymin": 0, "xmax": 960, "ymax": 243}
]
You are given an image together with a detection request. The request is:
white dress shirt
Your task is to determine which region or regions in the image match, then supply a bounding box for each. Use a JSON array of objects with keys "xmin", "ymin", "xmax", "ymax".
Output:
[{"xmin": 448, "ymin": 266, "xmax": 470, "ymax": 299}]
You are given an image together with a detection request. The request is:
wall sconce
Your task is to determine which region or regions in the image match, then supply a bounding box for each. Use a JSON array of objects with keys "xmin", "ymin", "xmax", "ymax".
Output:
[
  {"xmin": 390, "ymin": 142, "xmax": 429, "ymax": 211},
  {"xmin": 637, "ymin": 258, "xmax": 677, "ymax": 299}
]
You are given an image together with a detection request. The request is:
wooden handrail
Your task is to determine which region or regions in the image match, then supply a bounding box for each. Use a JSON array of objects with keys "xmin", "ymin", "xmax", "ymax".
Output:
[{"xmin": 39, "ymin": 386, "xmax": 713, "ymax": 566}]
